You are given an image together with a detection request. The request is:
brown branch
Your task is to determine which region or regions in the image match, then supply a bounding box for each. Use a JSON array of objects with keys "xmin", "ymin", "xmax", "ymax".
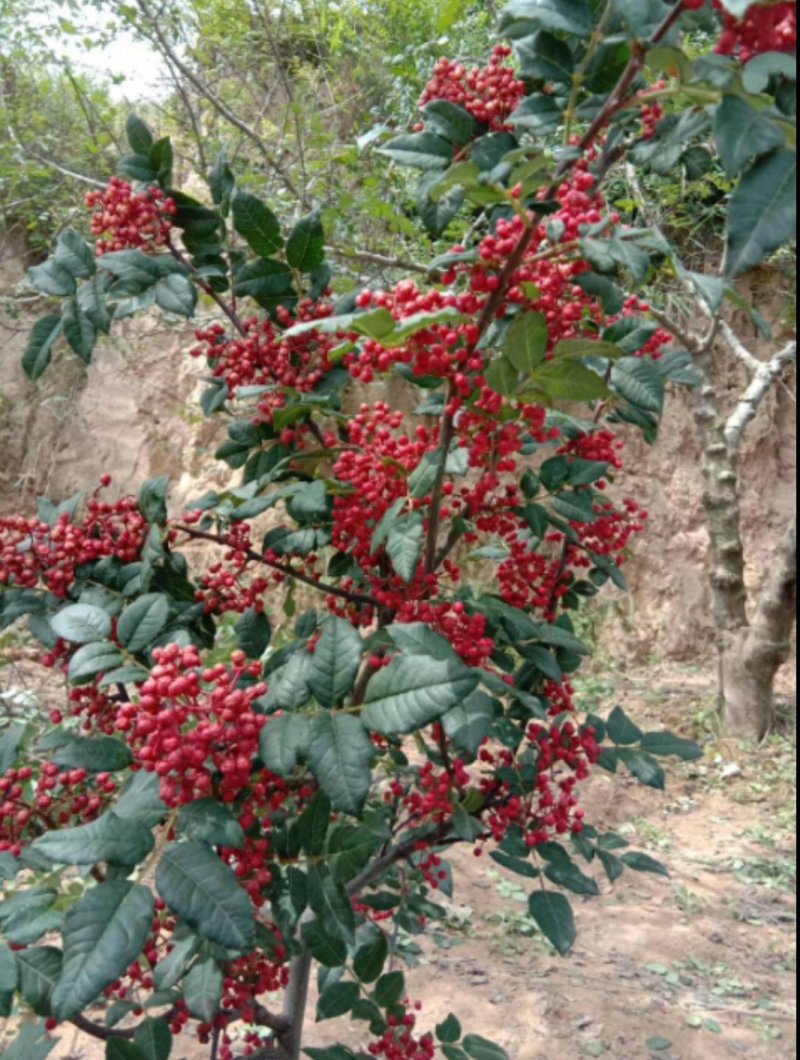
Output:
[{"xmin": 176, "ymin": 524, "xmax": 379, "ymax": 609}]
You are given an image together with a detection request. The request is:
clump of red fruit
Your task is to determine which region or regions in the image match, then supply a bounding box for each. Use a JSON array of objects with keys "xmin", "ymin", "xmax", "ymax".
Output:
[{"xmin": 85, "ymin": 176, "xmax": 177, "ymax": 255}]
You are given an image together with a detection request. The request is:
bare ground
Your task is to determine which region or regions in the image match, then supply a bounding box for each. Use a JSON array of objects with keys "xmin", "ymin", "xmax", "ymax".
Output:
[{"xmin": 3, "ymin": 663, "xmax": 796, "ymax": 1060}]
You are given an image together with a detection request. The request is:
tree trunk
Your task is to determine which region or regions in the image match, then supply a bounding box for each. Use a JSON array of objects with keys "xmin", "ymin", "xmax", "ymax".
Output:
[
  {"xmin": 721, "ymin": 517, "xmax": 797, "ymax": 740},
  {"xmin": 276, "ymin": 951, "xmax": 313, "ymax": 1060}
]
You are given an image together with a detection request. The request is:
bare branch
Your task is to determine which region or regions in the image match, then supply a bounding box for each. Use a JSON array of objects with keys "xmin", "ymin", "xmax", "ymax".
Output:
[
  {"xmin": 719, "ymin": 319, "xmax": 762, "ymax": 374},
  {"xmin": 326, "ymin": 245, "xmax": 432, "ymax": 277},
  {"xmin": 725, "ymin": 341, "xmax": 797, "ymax": 450},
  {"xmin": 133, "ymin": 0, "xmax": 305, "ymax": 204}
]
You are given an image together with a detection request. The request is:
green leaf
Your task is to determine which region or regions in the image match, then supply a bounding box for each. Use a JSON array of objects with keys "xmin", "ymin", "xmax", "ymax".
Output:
[
  {"xmin": 23, "ymin": 315, "xmax": 63, "ymax": 381},
  {"xmin": 362, "ymin": 655, "xmax": 479, "ymax": 735},
  {"xmin": 442, "ymin": 690, "xmax": 497, "ymax": 756},
  {"xmin": 544, "ymin": 861, "xmax": 599, "ymax": 896},
  {"xmin": 307, "ymin": 713, "xmax": 375, "ymax": 816},
  {"xmin": 510, "ymin": 94, "xmax": 563, "ymax": 133},
  {"xmin": 17, "ymin": 947, "xmax": 62, "ymax": 1016},
  {"xmin": 528, "ymin": 890, "xmax": 576, "ymax": 955},
  {"xmin": 114, "ymin": 771, "xmax": 167, "ymax": 828},
  {"xmin": 29, "ymin": 811, "xmax": 154, "ymax": 866},
  {"xmin": 55, "ymin": 230, "xmax": 96, "ymax": 279},
  {"xmin": 317, "ymin": 980, "xmax": 360, "ymax": 1020},
  {"xmin": 714, "ymin": 95, "xmax": 785, "ymax": 179},
  {"xmin": 260, "ymin": 653, "xmax": 313, "ymax": 712},
  {"xmin": 234, "ymin": 608, "xmax": 272, "ymax": 659},
  {"xmin": 621, "ymin": 851, "xmax": 670, "ymax": 878},
  {"xmin": 126, "ymin": 113, "xmax": 155, "ymax": 154},
  {"xmin": 232, "ymin": 191, "xmax": 284, "ymax": 257},
  {"xmin": 640, "ymin": 732, "xmax": 702, "ymax": 761},
  {"xmin": 596, "ymin": 847, "xmax": 624, "ymax": 882},
  {"xmin": 307, "ymin": 868, "xmax": 355, "ymax": 944},
  {"xmin": 178, "ymin": 799, "xmax": 246, "ymax": 849},
  {"xmin": 286, "ymin": 211, "xmax": 326, "ymax": 272},
  {"xmin": 0, "ymin": 940, "xmax": 18, "ymax": 998},
  {"xmin": 118, "ymin": 594, "xmax": 170, "ymax": 652},
  {"xmin": 133, "ymin": 1018, "xmax": 172, "ymax": 1060},
  {"xmin": 53, "ymin": 736, "xmax": 132, "ymax": 772},
  {"xmin": 611, "ymin": 358, "xmax": 664, "ymax": 413},
  {"xmin": 209, "ymin": 150, "xmax": 235, "ymax": 207},
  {"xmin": 726, "ymin": 148, "xmax": 796, "ymax": 276},
  {"xmin": 62, "ymin": 299, "xmax": 97, "ymax": 362},
  {"xmin": 139, "ymin": 477, "xmax": 170, "ymax": 524},
  {"xmin": 550, "ymin": 492, "xmax": 597, "ymax": 524},
  {"xmin": 378, "ymin": 132, "xmax": 454, "ymax": 170},
  {"xmin": 606, "ymin": 706, "xmax": 643, "ymax": 745},
  {"xmin": 619, "ymin": 749, "xmax": 666, "ymax": 790},
  {"xmin": 67, "ymin": 641, "xmax": 124, "ymax": 684},
  {"xmin": 500, "ymin": 0, "xmax": 593, "ymax": 37},
  {"xmin": 374, "ymin": 970, "xmax": 405, "ymax": 1008},
  {"xmin": 50, "ymin": 603, "xmax": 112, "ymax": 645},
  {"xmin": 505, "ymin": 312, "xmax": 549, "ymax": 373},
  {"xmin": 77, "ymin": 275, "xmax": 113, "ymax": 334},
  {"xmin": 485, "ymin": 356, "xmax": 519, "ymax": 397},
  {"xmin": 152, "ymin": 933, "xmax": 199, "ymax": 991},
  {"xmin": 424, "ymin": 101, "xmax": 479, "ymax": 147},
  {"xmin": 436, "ymin": 1014, "xmax": 462, "ymax": 1044},
  {"xmin": 51, "ymin": 881, "xmax": 154, "ymax": 1021},
  {"xmin": 388, "ymin": 622, "xmax": 459, "ymax": 662},
  {"xmin": 308, "ymin": 616, "xmax": 363, "ymax": 707},
  {"xmin": 353, "ymin": 930, "xmax": 389, "ymax": 984},
  {"xmin": 183, "ymin": 957, "xmax": 223, "ymax": 1022},
  {"xmin": 149, "ymin": 137, "xmax": 174, "ymax": 185},
  {"xmin": 530, "ymin": 361, "xmax": 609, "ymax": 402},
  {"xmin": 741, "ymin": 50, "xmax": 797, "ymax": 93},
  {"xmin": 490, "ymin": 851, "xmax": 539, "ymax": 878},
  {"xmin": 233, "ymin": 258, "xmax": 295, "ymax": 308},
  {"xmin": 260, "ymin": 713, "xmax": 311, "ymax": 776},
  {"xmin": 156, "ymin": 843, "xmax": 255, "ymax": 950},
  {"xmin": 154, "ymin": 274, "xmax": 197, "ymax": 317},
  {"xmin": 28, "ymin": 259, "xmax": 77, "ymax": 297},
  {"xmin": 387, "ymin": 512, "xmax": 425, "ymax": 582},
  {"xmin": 463, "ymin": 1036, "xmax": 511, "ymax": 1060},
  {"xmin": 2, "ymin": 1024, "xmax": 58, "ymax": 1060},
  {"xmin": 301, "ymin": 920, "xmax": 347, "ymax": 968},
  {"xmin": 645, "ymin": 1037, "xmax": 673, "ymax": 1052}
]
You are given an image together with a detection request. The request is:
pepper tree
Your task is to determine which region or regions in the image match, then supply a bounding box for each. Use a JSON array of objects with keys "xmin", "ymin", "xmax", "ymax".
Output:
[{"xmin": 0, "ymin": 2, "xmax": 795, "ymax": 1059}]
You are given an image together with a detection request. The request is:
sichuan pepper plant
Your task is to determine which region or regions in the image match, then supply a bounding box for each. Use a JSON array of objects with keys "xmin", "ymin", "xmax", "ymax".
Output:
[{"xmin": 1, "ymin": 1, "xmax": 795, "ymax": 1058}]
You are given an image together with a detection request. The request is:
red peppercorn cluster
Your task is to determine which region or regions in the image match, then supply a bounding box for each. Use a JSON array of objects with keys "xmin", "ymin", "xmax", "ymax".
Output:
[
  {"xmin": 639, "ymin": 81, "xmax": 668, "ymax": 139},
  {"xmin": 713, "ymin": 0, "xmax": 797, "ymax": 61},
  {"xmin": 115, "ymin": 645, "xmax": 266, "ymax": 807},
  {"xmin": 368, "ymin": 1003, "xmax": 435, "ymax": 1060},
  {"xmin": 418, "ymin": 45, "xmax": 526, "ymax": 131},
  {"xmin": 0, "ymin": 484, "xmax": 149, "ymax": 597},
  {"xmin": 190, "ymin": 300, "xmax": 338, "ymax": 426},
  {"xmin": 85, "ymin": 176, "xmax": 177, "ymax": 255},
  {"xmin": 0, "ymin": 763, "xmax": 117, "ymax": 856}
]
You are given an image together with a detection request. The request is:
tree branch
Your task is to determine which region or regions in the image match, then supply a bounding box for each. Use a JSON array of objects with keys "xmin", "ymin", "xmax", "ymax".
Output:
[
  {"xmin": 719, "ymin": 319, "xmax": 762, "ymax": 374},
  {"xmin": 133, "ymin": 0, "xmax": 304, "ymax": 204},
  {"xmin": 725, "ymin": 341, "xmax": 796, "ymax": 450}
]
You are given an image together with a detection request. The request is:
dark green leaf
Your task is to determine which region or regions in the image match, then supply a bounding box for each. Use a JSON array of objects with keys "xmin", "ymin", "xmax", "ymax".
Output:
[
  {"xmin": 178, "ymin": 799, "xmax": 245, "ymax": 849},
  {"xmin": 619, "ymin": 749, "xmax": 666, "ymax": 790},
  {"xmin": 530, "ymin": 361, "xmax": 609, "ymax": 402},
  {"xmin": 260, "ymin": 713, "xmax": 311, "ymax": 776},
  {"xmin": 154, "ymin": 274, "xmax": 197, "ymax": 317},
  {"xmin": 500, "ymin": 0, "xmax": 593, "ymax": 37},
  {"xmin": 484, "ymin": 356, "xmax": 519, "ymax": 397},
  {"xmin": 387, "ymin": 512, "xmax": 424, "ymax": 582},
  {"xmin": 183, "ymin": 957, "xmax": 223, "ymax": 1022},
  {"xmin": 362, "ymin": 656, "xmax": 479, "ymax": 735},
  {"xmin": 463, "ymin": 1036, "xmax": 511, "ymax": 1060},
  {"xmin": 234, "ymin": 608, "xmax": 272, "ymax": 659},
  {"xmin": 515, "ymin": 31, "xmax": 574, "ymax": 83},
  {"xmin": 505, "ymin": 311, "xmax": 549, "ymax": 373},
  {"xmin": 374, "ymin": 970, "xmax": 405, "ymax": 1007},
  {"xmin": 233, "ymin": 258, "xmax": 295, "ymax": 308},
  {"xmin": 307, "ymin": 868, "xmax": 355, "ymax": 944},
  {"xmin": 611, "ymin": 358, "xmax": 664, "ymax": 413},
  {"xmin": 50, "ymin": 603, "xmax": 111, "ymax": 645},
  {"xmin": 640, "ymin": 731, "xmax": 702, "ymax": 761},
  {"xmin": 528, "ymin": 890, "xmax": 576, "ymax": 955},
  {"xmin": 17, "ymin": 947, "xmax": 62, "ymax": 1016},
  {"xmin": 67, "ymin": 641, "xmax": 124, "ymax": 684},
  {"xmin": 715, "ymin": 96, "xmax": 785, "ymax": 179},
  {"xmin": 156, "ymin": 843, "xmax": 255, "ymax": 950},
  {"xmin": 726, "ymin": 148, "xmax": 796, "ymax": 275},
  {"xmin": 621, "ymin": 851, "xmax": 670, "ymax": 878},
  {"xmin": 596, "ymin": 847, "xmax": 625, "ymax": 882},
  {"xmin": 510, "ymin": 94, "xmax": 563, "ymax": 133},
  {"xmin": 606, "ymin": 706, "xmax": 643, "ymax": 745},
  {"xmin": 436, "ymin": 1014, "xmax": 462, "ymax": 1044},
  {"xmin": 286, "ymin": 211, "xmax": 326, "ymax": 272},
  {"xmin": 301, "ymin": 920, "xmax": 347, "ymax": 967},
  {"xmin": 126, "ymin": 114, "xmax": 154, "ymax": 154},
  {"xmin": 29, "ymin": 811, "xmax": 154, "ymax": 866},
  {"xmin": 424, "ymin": 101, "xmax": 479, "ymax": 147},
  {"xmin": 23, "ymin": 316, "xmax": 63, "ymax": 381},
  {"xmin": 379, "ymin": 132, "xmax": 454, "ymax": 170},
  {"xmin": 442, "ymin": 690, "xmax": 497, "ymax": 756},
  {"xmin": 118, "ymin": 594, "xmax": 170, "ymax": 653},
  {"xmin": 28, "ymin": 259, "xmax": 76, "ymax": 297},
  {"xmin": 51, "ymin": 881, "xmax": 154, "ymax": 1021},
  {"xmin": 232, "ymin": 191, "xmax": 284, "ymax": 256},
  {"xmin": 133, "ymin": 1018, "xmax": 172, "ymax": 1060},
  {"xmin": 62, "ymin": 299, "xmax": 97, "ymax": 362},
  {"xmin": 53, "ymin": 736, "xmax": 132, "ymax": 772},
  {"xmin": 544, "ymin": 861, "xmax": 599, "ymax": 896},
  {"xmin": 317, "ymin": 980, "xmax": 360, "ymax": 1020},
  {"xmin": 353, "ymin": 930, "xmax": 389, "ymax": 984},
  {"xmin": 308, "ymin": 616, "xmax": 363, "ymax": 707},
  {"xmin": 307, "ymin": 713, "xmax": 375, "ymax": 816},
  {"xmin": 152, "ymin": 933, "xmax": 199, "ymax": 991},
  {"xmin": 139, "ymin": 477, "xmax": 170, "ymax": 524}
]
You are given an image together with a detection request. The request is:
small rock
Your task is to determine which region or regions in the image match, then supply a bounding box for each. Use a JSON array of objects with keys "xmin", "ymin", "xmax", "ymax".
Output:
[
  {"xmin": 576, "ymin": 1016, "xmax": 593, "ymax": 1030},
  {"xmin": 721, "ymin": 762, "xmax": 743, "ymax": 780},
  {"xmin": 469, "ymin": 974, "xmax": 489, "ymax": 986},
  {"xmin": 709, "ymin": 932, "xmax": 725, "ymax": 944},
  {"xmin": 489, "ymin": 992, "xmax": 505, "ymax": 1005}
]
